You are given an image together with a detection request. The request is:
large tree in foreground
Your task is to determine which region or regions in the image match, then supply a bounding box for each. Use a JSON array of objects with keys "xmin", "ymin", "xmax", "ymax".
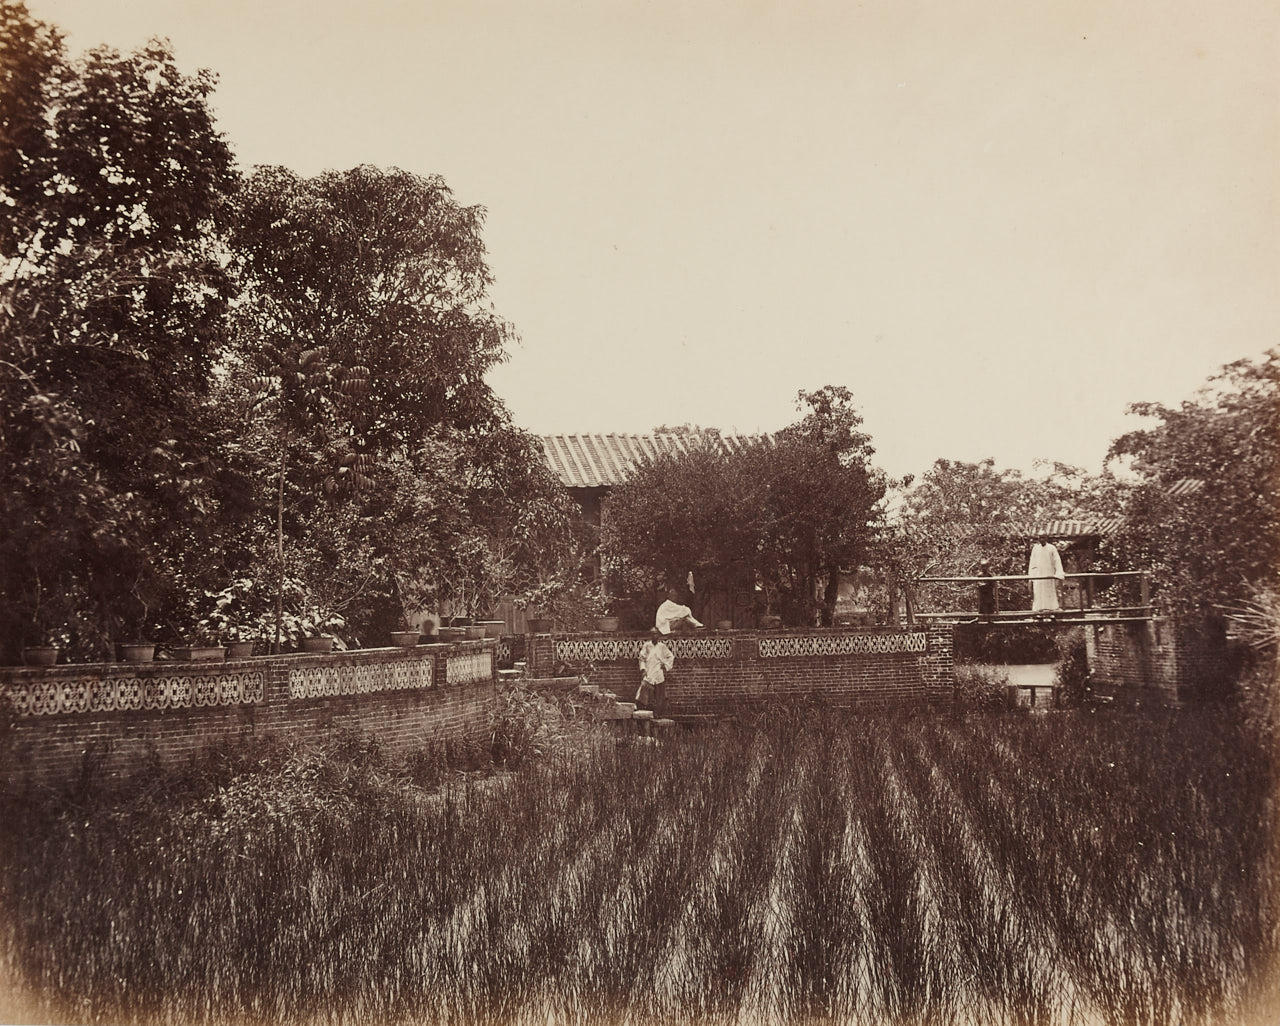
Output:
[
  {"xmin": 0, "ymin": 1, "xmax": 239, "ymax": 657},
  {"xmin": 224, "ymin": 164, "xmax": 580, "ymax": 641}
]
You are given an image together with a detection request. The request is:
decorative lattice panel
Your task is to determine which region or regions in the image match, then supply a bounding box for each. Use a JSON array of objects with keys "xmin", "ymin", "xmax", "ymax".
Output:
[
  {"xmin": 446, "ymin": 651, "xmax": 493, "ymax": 685},
  {"xmin": 495, "ymin": 638, "xmax": 513, "ymax": 668},
  {"xmin": 556, "ymin": 639, "xmax": 634, "ymax": 663},
  {"xmin": 7, "ymin": 672, "xmax": 265, "ymax": 718},
  {"xmin": 758, "ymin": 633, "xmax": 928, "ymax": 658},
  {"xmin": 555, "ymin": 636, "xmax": 732, "ymax": 663},
  {"xmin": 667, "ymin": 637, "xmax": 734, "ymax": 660},
  {"xmin": 288, "ymin": 658, "xmax": 434, "ymax": 700}
]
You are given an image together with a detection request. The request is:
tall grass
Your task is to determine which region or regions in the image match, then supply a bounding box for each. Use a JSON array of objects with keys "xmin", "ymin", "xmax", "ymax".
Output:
[{"xmin": 1, "ymin": 704, "xmax": 1276, "ymax": 1025}]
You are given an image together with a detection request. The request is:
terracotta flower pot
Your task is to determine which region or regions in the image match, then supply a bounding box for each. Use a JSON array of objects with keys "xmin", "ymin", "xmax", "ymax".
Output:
[
  {"xmin": 526, "ymin": 617, "xmax": 552, "ymax": 635},
  {"xmin": 759, "ymin": 614, "xmax": 784, "ymax": 630},
  {"xmin": 172, "ymin": 645, "xmax": 227, "ymax": 662},
  {"xmin": 596, "ymin": 616, "xmax": 620, "ymax": 633},
  {"xmin": 464, "ymin": 625, "xmax": 486, "ymax": 640},
  {"xmin": 390, "ymin": 630, "xmax": 420, "ymax": 648},
  {"xmin": 301, "ymin": 636, "xmax": 334, "ymax": 654},
  {"xmin": 226, "ymin": 641, "xmax": 256, "ymax": 659},
  {"xmin": 22, "ymin": 646, "xmax": 59, "ymax": 666},
  {"xmin": 121, "ymin": 643, "xmax": 156, "ymax": 664},
  {"xmin": 479, "ymin": 620, "xmax": 506, "ymax": 638}
]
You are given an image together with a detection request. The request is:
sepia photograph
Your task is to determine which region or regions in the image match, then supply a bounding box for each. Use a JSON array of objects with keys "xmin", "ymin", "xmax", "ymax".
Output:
[{"xmin": 1, "ymin": 1, "xmax": 1277, "ymax": 1023}]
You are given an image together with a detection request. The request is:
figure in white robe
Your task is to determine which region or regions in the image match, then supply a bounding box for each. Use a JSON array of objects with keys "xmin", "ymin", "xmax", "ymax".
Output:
[
  {"xmin": 655, "ymin": 587, "xmax": 703, "ymax": 634},
  {"xmin": 1028, "ymin": 538, "xmax": 1065, "ymax": 611}
]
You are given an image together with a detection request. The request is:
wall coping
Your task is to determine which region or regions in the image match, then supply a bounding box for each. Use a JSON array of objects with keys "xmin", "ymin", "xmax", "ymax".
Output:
[
  {"xmin": 545, "ymin": 625, "xmax": 935, "ymax": 641},
  {"xmin": 0, "ymin": 639, "xmax": 495, "ymax": 685}
]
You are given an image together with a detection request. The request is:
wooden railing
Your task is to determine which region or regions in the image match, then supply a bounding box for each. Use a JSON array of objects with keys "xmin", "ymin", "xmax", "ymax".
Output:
[{"xmin": 909, "ymin": 571, "xmax": 1153, "ymax": 625}]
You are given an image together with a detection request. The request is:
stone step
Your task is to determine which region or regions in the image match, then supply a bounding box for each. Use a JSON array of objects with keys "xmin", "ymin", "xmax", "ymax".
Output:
[
  {"xmin": 519, "ymin": 676, "xmax": 584, "ymax": 693},
  {"xmin": 632, "ymin": 709, "xmax": 654, "ymax": 722},
  {"xmin": 654, "ymin": 718, "xmax": 677, "ymax": 732},
  {"xmin": 591, "ymin": 702, "xmax": 631, "ymax": 721}
]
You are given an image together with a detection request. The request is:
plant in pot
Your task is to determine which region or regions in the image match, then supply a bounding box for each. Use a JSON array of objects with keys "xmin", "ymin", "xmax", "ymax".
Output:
[
  {"xmin": 272, "ymin": 575, "xmax": 348, "ymax": 653},
  {"xmin": 196, "ymin": 580, "xmax": 266, "ymax": 659},
  {"xmin": 390, "ymin": 575, "xmax": 435, "ymax": 648},
  {"xmin": 19, "ymin": 573, "xmax": 72, "ymax": 666},
  {"xmin": 170, "ymin": 633, "xmax": 227, "ymax": 662},
  {"xmin": 118, "ymin": 575, "xmax": 162, "ymax": 663},
  {"xmin": 296, "ymin": 606, "xmax": 345, "ymax": 653},
  {"xmin": 595, "ymin": 599, "xmax": 621, "ymax": 633}
]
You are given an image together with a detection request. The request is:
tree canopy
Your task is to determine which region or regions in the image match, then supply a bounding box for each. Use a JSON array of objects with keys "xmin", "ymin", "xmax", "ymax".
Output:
[
  {"xmin": 601, "ymin": 388, "xmax": 887, "ymax": 627},
  {"xmin": 0, "ymin": 3, "xmax": 585, "ymax": 655},
  {"xmin": 1, "ymin": 1, "xmax": 239, "ymax": 656},
  {"xmin": 1106, "ymin": 350, "xmax": 1279, "ymax": 614}
]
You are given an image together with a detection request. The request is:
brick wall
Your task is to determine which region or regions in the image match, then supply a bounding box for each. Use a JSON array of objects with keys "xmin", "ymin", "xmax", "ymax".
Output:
[
  {"xmin": 1086, "ymin": 614, "xmax": 1228, "ymax": 698},
  {"xmin": 528, "ymin": 626, "xmax": 954, "ymax": 714},
  {"xmin": 0, "ymin": 641, "xmax": 497, "ymax": 790}
]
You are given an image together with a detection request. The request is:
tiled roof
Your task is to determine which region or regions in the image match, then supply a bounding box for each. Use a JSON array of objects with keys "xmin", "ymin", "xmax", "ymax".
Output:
[
  {"xmin": 940, "ymin": 518, "xmax": 1123, "ymax": 541},
  {"xmin": 1167, "ymin": 477, "xmax": 1206, "ymax": 497},
  {"xmin": 540, "ymin": 432, "xmax": 767, "ymax": 489}
]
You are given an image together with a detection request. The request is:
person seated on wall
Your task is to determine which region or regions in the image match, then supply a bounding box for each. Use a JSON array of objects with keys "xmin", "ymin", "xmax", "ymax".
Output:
[{"xmin": 655, "ymin": 587, "xmax": 704, "ymax": 635}]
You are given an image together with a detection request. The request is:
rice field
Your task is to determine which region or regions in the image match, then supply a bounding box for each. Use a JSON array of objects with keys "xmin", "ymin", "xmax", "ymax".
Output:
[{"xmin": 1, "ymin": 704, "xmax": 1276, "ymax": 1026}]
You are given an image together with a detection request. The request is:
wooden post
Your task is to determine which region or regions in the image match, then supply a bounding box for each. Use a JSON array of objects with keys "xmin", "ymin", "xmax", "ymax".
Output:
[{"xmin": 1139, "ymin": 572, "xmax": 1150, "ymax": 609}]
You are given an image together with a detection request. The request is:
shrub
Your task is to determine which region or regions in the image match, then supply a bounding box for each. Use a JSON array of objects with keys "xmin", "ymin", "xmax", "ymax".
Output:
[
  {"xmin": 953, "ymin": 664, "xmax": 1009, "ymax": 708},
  {"xmin": 1054, "ymin": 628, "xmax": 1090, "ymax": 706}
]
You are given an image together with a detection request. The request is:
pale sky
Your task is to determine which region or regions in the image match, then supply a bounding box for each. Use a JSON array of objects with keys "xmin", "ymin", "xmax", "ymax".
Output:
[{"xmin": 29, "ymin": 0, "xmax": 1280, "ymax": 480}]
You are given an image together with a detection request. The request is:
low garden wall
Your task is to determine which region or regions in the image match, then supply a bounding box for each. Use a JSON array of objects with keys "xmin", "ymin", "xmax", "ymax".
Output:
[
  {"xmin": 526, "ymin": 625, "xmax": 954, "ymax": 715},
  {"xmin": 0, "ymin": 641, "xmax": 497, "ymax": 790}
]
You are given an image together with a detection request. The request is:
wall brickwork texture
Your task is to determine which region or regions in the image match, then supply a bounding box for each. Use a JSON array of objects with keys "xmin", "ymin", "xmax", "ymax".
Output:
[
  {"xmin": 1086, "ymin": 615, "xmax": 1228, "ymax": 697},
  {"xmin": 1, "ymin": 642, "xmax": 497, "ymax": 790},
  {"xmin": 530, "ymin": 626, "xmax": 954, "ymax": 714}
]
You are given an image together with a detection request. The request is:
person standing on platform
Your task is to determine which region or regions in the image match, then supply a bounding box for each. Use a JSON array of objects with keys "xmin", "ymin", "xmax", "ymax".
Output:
[
  {"xmin": 1028, "ymin": 535, "xmax": 1065, "ymax": 612},
  {"xmin": 976, "ymin": 560, "xmax": 997, "ymax": 616}
]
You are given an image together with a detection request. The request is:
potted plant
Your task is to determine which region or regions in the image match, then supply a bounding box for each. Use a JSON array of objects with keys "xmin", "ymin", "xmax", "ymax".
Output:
[
  {"xmin": 118, "ymin": 575, "xmax": 160, "ymax": 662},
  {"xmin": 22, "ymin": 642, "xmax": 60, "ymax": 667},
  {"xmin": 197, "ymin": 580, "xmax": 266, "ymax": 659},
  {"xmin": 171, "ymin": 635, "xmax": 228, "ymax": 662},
  {"xmin": 391, "ymin": 574, "xmax": 435, "ymax": 647},
  {"xmin": 20, "ymin": 573, "xmax": 70, "ymax": 666},
  {"xmin": 525, "ymin": 615, "xmax": 553, "ymax": 635}
]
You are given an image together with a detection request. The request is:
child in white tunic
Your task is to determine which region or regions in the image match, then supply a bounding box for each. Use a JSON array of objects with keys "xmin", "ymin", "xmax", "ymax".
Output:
[{"xmin": 636, "ymin": 636, "xmax": 674, "ymax": 708}]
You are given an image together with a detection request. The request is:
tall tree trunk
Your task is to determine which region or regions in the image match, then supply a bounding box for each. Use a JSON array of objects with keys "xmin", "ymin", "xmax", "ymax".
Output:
[
  {"xmin": 274, "ymin": 442, "xmax": 286, "ymax": 654},
  {"xmin": 822, "ymin": 566, "xmax": 840, "ymax": 626}
]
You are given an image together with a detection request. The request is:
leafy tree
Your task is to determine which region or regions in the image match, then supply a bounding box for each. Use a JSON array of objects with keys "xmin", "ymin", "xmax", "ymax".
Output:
[
  {"xmin": 1106, "ymin": 350, "xmax": 1279, "ymax": 614},
  {"xmin": 600, "ymin": 435, "xmax": 763, "ymax": 619},
  {"xmin": 224, "ymin": 164, "xmax": 580, "ymax": 641},
  {"xmin": 226, "ymin": 164, "xmax": 512, "ymax": 451},
  {"xmin": 0, "ymin": 2, "xmax": 239, "ymax": 657},
  {"xmin": 753, "ymin": 387, "xmax": 886, "ymax": 625},
  {"xmin": 601, "ymin": 388, "xmax": 887, "ymax": 627}
]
